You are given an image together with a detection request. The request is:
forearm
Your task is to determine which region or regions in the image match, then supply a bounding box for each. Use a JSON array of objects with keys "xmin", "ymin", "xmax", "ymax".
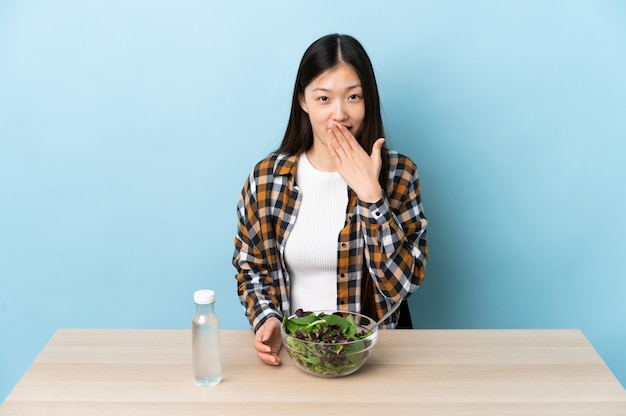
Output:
[
  {"xmin": 238, "ymin": 283, "xmax": 283, "ymax": 332},
  {"xmin": 234, "ymin": 240, "xmax": 283, "ymax": 331},
  {"xmin": 358, "ymin": 196, "xmax": 427, "ymax": 300}
]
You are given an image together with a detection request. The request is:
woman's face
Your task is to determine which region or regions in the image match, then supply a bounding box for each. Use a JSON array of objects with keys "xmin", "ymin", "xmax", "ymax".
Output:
[{"xmin": 299, "ymin": 62, "xmax": 365, "ymax": 148}]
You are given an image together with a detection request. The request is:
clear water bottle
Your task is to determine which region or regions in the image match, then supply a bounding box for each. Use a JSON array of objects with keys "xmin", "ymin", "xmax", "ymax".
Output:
[{"xmin": 192, "ymin": 289, "xmax": 222, "ymax": 387}]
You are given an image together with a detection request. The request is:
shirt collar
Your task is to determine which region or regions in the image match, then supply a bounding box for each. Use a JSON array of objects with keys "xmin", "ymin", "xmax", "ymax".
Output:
[{"xmin": 274, "ymin": 153, "xmax": 299, "ymax": 177}]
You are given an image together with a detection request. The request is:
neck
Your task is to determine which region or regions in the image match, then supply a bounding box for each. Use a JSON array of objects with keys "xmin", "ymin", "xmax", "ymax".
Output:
[{"xmin": 305, "ymin": 145, "xmax": 336, "ymax": 172}]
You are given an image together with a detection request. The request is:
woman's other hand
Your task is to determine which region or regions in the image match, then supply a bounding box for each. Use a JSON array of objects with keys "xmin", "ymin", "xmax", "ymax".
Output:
[{"xmin": 254, "ymin": 316, "xmax": 282, "ymax": 365}]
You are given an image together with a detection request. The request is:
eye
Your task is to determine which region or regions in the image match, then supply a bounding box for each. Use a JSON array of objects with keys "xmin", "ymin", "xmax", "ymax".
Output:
[
  {"xmin": 317, "ymin": 96, "xmax": 329, "ymax": 102},
  {"xmin": 348, "ymin": 94, "xmax": 362, "ymax": 101}
]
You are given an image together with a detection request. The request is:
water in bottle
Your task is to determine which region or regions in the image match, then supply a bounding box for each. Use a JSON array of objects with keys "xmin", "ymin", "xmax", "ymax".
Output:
[{"xmin": 192, "ymin": 289, "xmax": 221, "ymax": 386}]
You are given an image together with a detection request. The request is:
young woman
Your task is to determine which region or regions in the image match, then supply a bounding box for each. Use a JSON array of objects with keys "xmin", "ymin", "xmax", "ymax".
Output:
[{"xmin": 233, "ymin": 34, "xmax": 428, "ymax": 365}]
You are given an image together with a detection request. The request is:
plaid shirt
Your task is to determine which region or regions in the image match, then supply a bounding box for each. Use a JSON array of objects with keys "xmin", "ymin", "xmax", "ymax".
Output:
[{"xmin": 233, "ymin": 150, "xmax": 427, "ymax": 331}]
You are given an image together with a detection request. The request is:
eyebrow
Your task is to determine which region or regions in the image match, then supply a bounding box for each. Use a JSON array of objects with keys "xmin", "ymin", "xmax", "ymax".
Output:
[{"xmin": 311, "ymin": 84, "xmax": 362, "ymax": 93}]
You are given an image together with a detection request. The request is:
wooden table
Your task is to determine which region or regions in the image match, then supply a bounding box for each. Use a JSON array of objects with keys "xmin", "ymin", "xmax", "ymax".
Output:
[{"xmin": 1, "ymin": 329, "xmax": 625, "ymax": 415}]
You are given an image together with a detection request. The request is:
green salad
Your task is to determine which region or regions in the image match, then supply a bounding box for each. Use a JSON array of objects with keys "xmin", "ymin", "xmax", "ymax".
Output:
[{"xmin": 282, "ymin": 310, "xmax": 373, "ymax": 376}]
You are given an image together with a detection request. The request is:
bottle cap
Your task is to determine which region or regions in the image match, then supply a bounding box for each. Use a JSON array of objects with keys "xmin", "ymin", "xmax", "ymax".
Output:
[{"xmin": 194, "ymin": 289, "xmax": 215, "ymax": 304}]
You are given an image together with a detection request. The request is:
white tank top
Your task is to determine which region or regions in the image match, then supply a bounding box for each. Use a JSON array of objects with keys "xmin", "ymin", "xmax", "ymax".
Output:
[{"xmin": 285, "ymin": 152, "xmax": 348, "ymax": 314}]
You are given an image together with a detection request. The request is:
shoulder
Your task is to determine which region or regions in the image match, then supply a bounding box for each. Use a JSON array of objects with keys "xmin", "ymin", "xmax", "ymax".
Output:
[
  {"xmin": 386, "ymin": 149, "xmax": 418, "ymax": 178},
  {"xmin": 383, "ymin": 149, "xmax": 423, "ymax": 205},
  {"xmin": 250, "ymin": 152, "xmax": 298, "ymax": 179}
]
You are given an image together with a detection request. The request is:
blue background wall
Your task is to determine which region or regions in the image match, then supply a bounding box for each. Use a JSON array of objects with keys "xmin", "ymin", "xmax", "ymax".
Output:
[{"xmin": 1, "ymin": 0, "xmax": 625, "ymax": 402}]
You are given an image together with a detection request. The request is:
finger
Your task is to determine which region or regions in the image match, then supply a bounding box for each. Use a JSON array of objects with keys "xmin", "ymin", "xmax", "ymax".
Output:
[
  {"xmin": 369, "ymin": 138, "xmax": 385, "ymax": 177},
  {"xmin": 328, "ymin": 128, "xmax": 350, "ymax": 160},
  {"xmin": 331, "ymin": 125, "xmax": 357, "ymax": 155},
  {"xmin": 371, "ymin": 138, "xmax": 385, "ymax": 159},
  {"xmin": 335, "ymin": 124, "xmax": 359, "ymax": 151},
  {"xmin": 254, "ymin": 337, "xmax": 273, "ymax": 353},
  {"xmin": 254, "ymin": 327, "xmax": 273, "ymax": 353},
  {"xmin": 257, "ymin": 351, "xmax": 281, "ymax": 366}
]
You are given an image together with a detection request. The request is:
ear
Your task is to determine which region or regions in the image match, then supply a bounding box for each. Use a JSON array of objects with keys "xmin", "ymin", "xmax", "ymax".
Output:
[{"xmin": 299, "ymin": 93, "xmax": 309, "ymax": 114}]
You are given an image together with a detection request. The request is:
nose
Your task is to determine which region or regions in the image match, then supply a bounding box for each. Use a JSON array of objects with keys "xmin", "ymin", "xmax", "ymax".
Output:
[{"xmin": 332, "ymin": 101, "xmax": 348, "ymax": 122}]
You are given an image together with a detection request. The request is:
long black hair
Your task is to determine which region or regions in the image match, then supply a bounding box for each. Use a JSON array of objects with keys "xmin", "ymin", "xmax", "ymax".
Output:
[{"xmin": 278, "ymin": 34, "xmax": 389, "ymax": 321}]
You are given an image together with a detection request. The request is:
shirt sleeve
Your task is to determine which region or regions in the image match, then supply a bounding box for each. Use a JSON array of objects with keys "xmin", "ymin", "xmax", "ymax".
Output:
[
  {"xmin": 232, "ymin": 168, "xmax": 283, "ymax": 332},
  {"xmin": 357, "ymin": 156, "xmax": 428, "ymax": 302}
]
